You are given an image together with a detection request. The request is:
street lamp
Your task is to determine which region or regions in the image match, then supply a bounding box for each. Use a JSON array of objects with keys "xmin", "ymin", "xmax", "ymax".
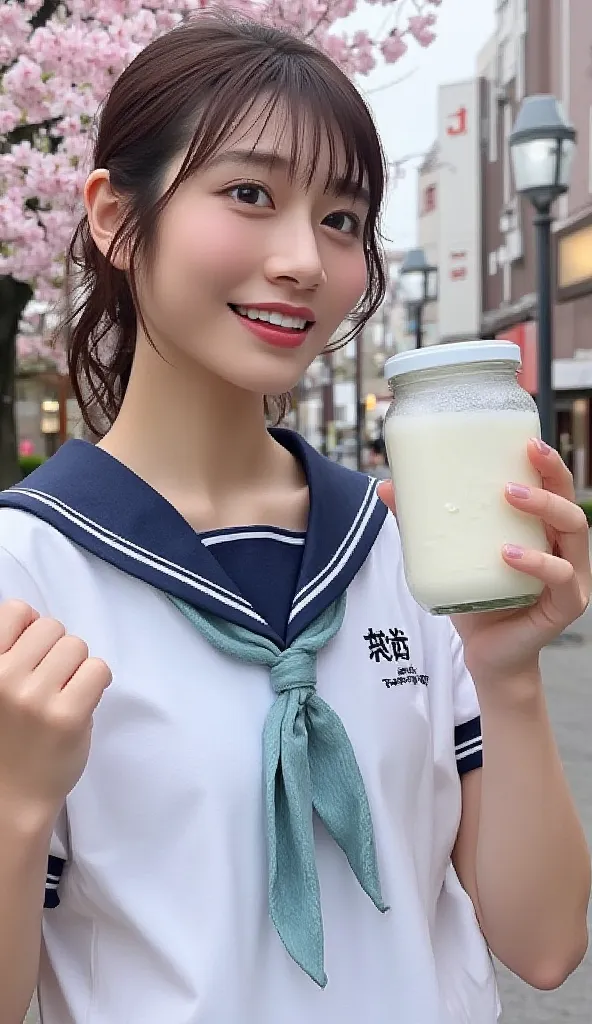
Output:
[
  {"xmin": 399, "ymin": 248, "xmax": 438, "ymax": 350},
  {"xmin": 509, "ymin": 95, "xmax": 577, "ymax": 447}
]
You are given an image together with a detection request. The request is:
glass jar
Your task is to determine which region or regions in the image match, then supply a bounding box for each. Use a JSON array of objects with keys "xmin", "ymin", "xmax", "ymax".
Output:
[{"xmin": 383, "ymin": 341, "xmax": 548, "ymax": 615}]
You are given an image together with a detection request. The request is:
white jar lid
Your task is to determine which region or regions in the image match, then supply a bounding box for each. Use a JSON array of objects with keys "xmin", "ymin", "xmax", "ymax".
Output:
[{"xmin": 384, "ymin": 340, "xmax": 522, "ymax": 380}]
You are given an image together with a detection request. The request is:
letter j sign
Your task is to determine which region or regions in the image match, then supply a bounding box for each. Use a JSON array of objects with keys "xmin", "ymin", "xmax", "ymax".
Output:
[{"xmin": 447, "ymin": 106, "xmax": 468, "ymax": 136}]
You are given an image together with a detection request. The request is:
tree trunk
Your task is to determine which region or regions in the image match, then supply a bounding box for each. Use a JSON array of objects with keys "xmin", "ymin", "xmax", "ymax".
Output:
[{"xmin": 0, "ymin": 276, "xmax": 33, "ymax": 489}]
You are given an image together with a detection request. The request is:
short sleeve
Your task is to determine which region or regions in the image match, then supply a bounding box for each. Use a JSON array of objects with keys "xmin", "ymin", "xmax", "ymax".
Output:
[
  {"xmin": 449, "ymin": 623, "xmax": 483, "ymax": 776},
  {"xmin": 0, "ymin": 536, "xmax": 69, "ymax": 908}
]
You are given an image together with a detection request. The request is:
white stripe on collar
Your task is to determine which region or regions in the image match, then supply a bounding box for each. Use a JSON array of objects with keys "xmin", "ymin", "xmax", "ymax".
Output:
[
  {"xmin": 202, "ymin": 530, "xmax": 306, "ymax": 547},
  {"xmin": 15, "ymin": 486, "xmax": 265, "ymax": 623},
  {"xmin": 289, "ymin": 482, "xmax": 380, "ymax": 621},
  {"xmin": 292, "ymin": 477, "xmax": 378, "ymax": 606}
]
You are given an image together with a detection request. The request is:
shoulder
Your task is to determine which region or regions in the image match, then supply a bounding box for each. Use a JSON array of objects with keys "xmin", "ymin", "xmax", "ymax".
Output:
[
  {"xmin": 0, "ymin": 505, "xmax": 72, "ymax": 566},
  {"xmin": 0, "ymin": 506, "xmax": 86, "ymax": 612}
]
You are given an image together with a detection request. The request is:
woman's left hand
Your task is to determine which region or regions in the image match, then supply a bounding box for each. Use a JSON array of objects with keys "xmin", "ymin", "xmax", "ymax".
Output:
[{"xmin": 378, "ymin": 439, "xmax": 591, "ymax": 687}]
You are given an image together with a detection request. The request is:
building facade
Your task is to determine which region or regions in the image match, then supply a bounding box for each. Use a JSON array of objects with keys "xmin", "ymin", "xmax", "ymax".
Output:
[
  {"xmin": 479, "ymin": 0, "xmax": 592, "ymax": 489},
  {"xmin": 416, "ymin": 76, "xmax": 484, "ymax": 347},
  {"xmin": 294, "ymin": 250, "xmax": 407, "ymax": 465},
  {"xmin": 417, "ymin": 143, "xmax": 440, "ymax": 344}
]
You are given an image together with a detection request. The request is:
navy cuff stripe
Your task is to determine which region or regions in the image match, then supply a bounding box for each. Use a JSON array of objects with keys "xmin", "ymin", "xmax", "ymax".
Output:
[
  {"xmin": 44, "ymin": 855, "xmax": 66, "ymax": 909},
  {"xmin": 455, "ymin": 715, "xmax": 483, "ymax": 776}
]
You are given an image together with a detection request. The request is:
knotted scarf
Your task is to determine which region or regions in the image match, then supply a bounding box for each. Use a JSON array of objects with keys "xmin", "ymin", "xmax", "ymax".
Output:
[{"xmin": 169, "ymin": 592, "xmax": 387, "ymax": 987}]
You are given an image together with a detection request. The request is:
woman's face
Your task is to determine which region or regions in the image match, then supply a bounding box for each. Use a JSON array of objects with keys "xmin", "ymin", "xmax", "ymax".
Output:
[{"xmin": 131, "ymin": 103, "xmax": 370, "ymax": 397}]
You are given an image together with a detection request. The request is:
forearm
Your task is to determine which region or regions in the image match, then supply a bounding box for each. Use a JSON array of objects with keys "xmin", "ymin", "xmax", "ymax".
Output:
[
  {"xmin": 475, "ymin": 674, "xmax": 590, "ymax": 986},
  {"xmin": 0, "ymin": 801, "xmax": 53, "ymax": 1024}
]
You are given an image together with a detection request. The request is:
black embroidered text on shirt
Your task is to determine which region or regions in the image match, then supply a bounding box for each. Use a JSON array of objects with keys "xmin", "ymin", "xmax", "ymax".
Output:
[
  {"xmin": 363, "ymin": 627, "xmax": 410, "ymax": 663},
  {"xmin": 383, "ymin": 664, "xmax": 429, "ymax": 689}
]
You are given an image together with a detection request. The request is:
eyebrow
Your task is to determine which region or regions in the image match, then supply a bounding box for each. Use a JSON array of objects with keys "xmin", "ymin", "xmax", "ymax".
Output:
[{"xmin": 207, "ymin": 148, "xmax": 371, "ymax": 206}]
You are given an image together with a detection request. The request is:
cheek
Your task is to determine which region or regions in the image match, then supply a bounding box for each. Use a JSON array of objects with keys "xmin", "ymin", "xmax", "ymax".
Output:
[
  {"xmin": 331, "ymin": 250, "xmax": 368, "ymax": 311},
  {"xmin": 157, "ymin": 202, "xmax": 256, "ymax": 293}
]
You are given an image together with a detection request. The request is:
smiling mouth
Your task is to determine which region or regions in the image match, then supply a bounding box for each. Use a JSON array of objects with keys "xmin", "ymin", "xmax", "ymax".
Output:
[{"xmin": 228, "ymin": 304, "xmax": 314, "ymax": 332}]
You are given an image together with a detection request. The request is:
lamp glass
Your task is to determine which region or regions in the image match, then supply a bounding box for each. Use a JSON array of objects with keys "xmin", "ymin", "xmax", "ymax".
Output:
[
  {"xmin": 557, "ymin": 138, "xmax": 576, "ymax": 188},
  {"xmin": 426, "ymin": 268, "xmax": 438, "ymax": 301},
  {"xmin": 511, "ymin": 137, "xmax": 560, "ymax": 192},
  {"xmin": 401, "ymin": 269, "xmax": 424, "ymax": 304}
]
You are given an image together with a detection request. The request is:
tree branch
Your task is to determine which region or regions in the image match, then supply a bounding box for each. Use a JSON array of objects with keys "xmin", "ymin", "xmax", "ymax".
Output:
[
  {"xmin": 22, "ymin": 0, "xmax": 61, "ymax": 31},
  {"xmin": 303, "ymin": 3, "xmax": 332, "ymax": 41},
  {"xmin": 365, "ymin": 65, "xmax": 418, "ymax": 95}
]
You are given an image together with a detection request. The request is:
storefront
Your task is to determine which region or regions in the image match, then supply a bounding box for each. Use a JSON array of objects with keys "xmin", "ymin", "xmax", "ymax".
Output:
[
  {"xmin": 554, "ymin": 212, "xmax": 592, "ymax": 490},
  {"xmin": 16, "ymin": 371, "xmax": 83, "ymax": 459},
  {"xmin": 495, "ymin": 320, "xmax": 592, "ymax": 491}
]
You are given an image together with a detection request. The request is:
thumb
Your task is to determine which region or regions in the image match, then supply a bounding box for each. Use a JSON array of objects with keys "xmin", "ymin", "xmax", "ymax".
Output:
[{"xmin": 377, "ymin": 480, "xmax": 396, "ymax": 515}]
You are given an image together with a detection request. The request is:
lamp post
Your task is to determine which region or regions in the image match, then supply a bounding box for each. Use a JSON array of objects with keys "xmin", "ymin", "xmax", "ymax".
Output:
[
  {"xmin": 509, "ymin": 95, "xmax": 576, "ymax": 448},
  {"xmin": 399, "ymin": 247, "xmax": 438, "ymax": 350}
]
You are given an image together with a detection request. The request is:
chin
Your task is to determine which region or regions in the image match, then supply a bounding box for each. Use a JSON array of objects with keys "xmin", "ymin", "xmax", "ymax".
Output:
[{"xmin": 222, "ymin": 360, "xmax": 310, "ymax": 400}]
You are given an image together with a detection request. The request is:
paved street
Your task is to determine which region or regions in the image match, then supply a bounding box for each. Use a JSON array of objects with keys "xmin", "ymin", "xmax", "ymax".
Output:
[{"xmin": 26, "ymin": 548, "xmax": 592, "ymax": 1023}]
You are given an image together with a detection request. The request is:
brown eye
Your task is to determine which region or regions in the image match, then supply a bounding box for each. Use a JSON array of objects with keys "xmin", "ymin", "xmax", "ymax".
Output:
[
  {"xmin": 227, "ymin": 184, "xmax": 272, "ymax": 207},
  {"xmin": 323, "ymin": 211, "xmax": 361, "ymax": 235}
]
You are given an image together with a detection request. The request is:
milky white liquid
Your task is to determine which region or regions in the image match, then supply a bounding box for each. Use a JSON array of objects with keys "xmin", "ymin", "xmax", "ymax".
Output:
[{"xmin": 384, "ymin": 409, "xmax": 548, "ymax": 613}]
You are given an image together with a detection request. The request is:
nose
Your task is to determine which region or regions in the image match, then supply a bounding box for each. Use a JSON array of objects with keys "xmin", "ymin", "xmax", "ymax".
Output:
[{"xmin": 264, "ymin": 221, "xmax": 326, "ymax": 291}]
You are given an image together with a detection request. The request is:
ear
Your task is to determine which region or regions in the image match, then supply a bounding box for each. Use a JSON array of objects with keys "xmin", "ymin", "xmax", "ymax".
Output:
[{"xmin": 84, "ymin": 169, "xmax": 128, "ymax": 271}]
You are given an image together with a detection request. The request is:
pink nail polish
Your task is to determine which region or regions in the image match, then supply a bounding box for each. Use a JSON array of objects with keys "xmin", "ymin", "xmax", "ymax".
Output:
[
  {"xmin": 507, "ymin": 483, "xmax": 530, "ymax": 499},
  {"xmin": 532, "ymin": 438, "xmax": 552, "ymax": 455},
  {"xmin": 504, "ymin": 544, "xmax": 525, "ymax": 559}
]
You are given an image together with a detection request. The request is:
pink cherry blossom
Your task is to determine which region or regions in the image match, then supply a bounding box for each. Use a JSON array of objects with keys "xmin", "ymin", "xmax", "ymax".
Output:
[
  {"xmin": 1, "ymin": 0, "xmax": 442, "ymax": 369},
  {"xmin": 407, "ymin": 14, "xmax": 437, "ymax": 48},
  {"xmin": 381, "ymin": 30, "xmax": 408, "ymax": 64}
]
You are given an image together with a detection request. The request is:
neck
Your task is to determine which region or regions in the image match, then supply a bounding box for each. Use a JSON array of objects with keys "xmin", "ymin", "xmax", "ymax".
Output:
[{"xmin": 98, "ymin": 334, "xmax": 308, "ymax": 531}]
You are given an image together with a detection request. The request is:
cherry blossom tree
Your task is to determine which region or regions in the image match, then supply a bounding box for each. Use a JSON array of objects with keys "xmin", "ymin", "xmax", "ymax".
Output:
[{"xmin": 0, "ymin": 0, "xmax": 442, "ymax": 484}]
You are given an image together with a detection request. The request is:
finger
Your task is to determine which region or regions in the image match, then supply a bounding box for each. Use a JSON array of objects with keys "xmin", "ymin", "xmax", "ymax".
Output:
[
  {"xmin": 31, "ymin": 635, "xmax": 90, "ymax": 697},
  {"xmin": 0, "ymin": 601, "xmax": 40, "ymax": 655},
  {"xmin": 502, "ymin": 545, "xmax": 588, "ymax": 620},
  {"xmin": 377, "ymin": 480, "xmax": 396, "ymax": 514},
  {"xmin": 5, "ymin": 617, "xmax": 66, "ymax": 672},
  {"xmin": 55, "ymin": 657, "xmax": 112, "ymax": 718},
  {"xmin": 505, "ymin": 483, "xmax": 590, "ymax": 584},
  {"xmin": 527, "ymin": 438, "xmax": 576, "ymax": 501}
]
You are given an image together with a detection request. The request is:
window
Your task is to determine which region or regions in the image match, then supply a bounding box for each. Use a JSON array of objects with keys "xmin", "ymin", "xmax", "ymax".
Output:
[
  {"xmin": 423, "ymin": 184, "xmax": 437, "ymax": 214},
  {"xmin": 558, "ymin": 223, "xmax": 592, "ymax": 293}
]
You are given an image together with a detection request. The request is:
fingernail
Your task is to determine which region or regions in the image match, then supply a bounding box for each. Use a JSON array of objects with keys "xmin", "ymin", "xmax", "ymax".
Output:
[
  {"xmin": 507, "ymin": 483, "xmax": 531, "ymax": 499},
  {"xmin": 532, "ymin": 438, "xmax": 552, "ymax": 455},
  {"xmin": 503, "ymin": 544, "xmax": 525, "ymax": 559}
]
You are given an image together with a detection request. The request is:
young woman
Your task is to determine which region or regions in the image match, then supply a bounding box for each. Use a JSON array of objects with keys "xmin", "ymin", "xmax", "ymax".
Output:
[{"xmin": 0, "ymin": 14, "xmax": 590, "ymax": 1024}]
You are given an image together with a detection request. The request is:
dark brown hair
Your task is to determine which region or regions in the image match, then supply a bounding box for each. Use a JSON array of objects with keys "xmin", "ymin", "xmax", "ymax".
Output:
[{"xmin": 65, "ymin": 10, "xmax": 387, "ymax": 435}]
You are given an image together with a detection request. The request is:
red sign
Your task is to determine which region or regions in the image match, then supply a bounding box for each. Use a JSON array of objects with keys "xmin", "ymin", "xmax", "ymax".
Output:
[
  {"xmin": 495, "ymin": 322, "xmax": 538, "ymax": 395},
  {"xmin": 446, "ymin": 106, "xmax": 468, "ymax": 136},
  {"xmin": 449, "ymin": 250, "xmax": 468, "ymax": 281}
]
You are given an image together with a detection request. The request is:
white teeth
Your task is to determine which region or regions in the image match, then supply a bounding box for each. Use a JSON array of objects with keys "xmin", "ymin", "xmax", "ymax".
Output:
[{"xmin": 234, "ymin": 305, "xmax": 308, "ymax": 330}]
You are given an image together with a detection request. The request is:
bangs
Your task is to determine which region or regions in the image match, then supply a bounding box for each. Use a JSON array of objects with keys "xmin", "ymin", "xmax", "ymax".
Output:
[{"xmin": 170, "ymin": 49, "xmax": 385, "ymax": 222}]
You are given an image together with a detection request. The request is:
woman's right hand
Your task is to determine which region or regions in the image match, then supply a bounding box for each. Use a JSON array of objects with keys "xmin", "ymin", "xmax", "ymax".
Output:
[{"xmin": 0, "ymin": 600, "xmax": 112, "ymax": 818}]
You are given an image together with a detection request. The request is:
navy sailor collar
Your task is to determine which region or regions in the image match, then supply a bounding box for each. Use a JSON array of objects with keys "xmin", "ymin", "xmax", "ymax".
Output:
[{"xmin": 0, "ymin": 428, "xmax": 387, "ymax": 647}]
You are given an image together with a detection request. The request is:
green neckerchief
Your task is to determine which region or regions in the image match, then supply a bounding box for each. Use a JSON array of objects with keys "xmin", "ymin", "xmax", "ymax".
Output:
[{"xmin": 169, "ymin": 592, "xmax": 388, "ymax": 987}]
